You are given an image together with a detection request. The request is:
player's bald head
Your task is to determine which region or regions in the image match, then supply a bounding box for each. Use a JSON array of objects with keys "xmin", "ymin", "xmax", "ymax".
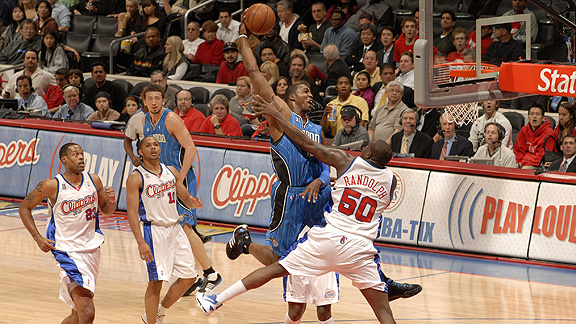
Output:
[{"xmin": 363, "ymin": 140, "xmax": 393, "ymax": 166}]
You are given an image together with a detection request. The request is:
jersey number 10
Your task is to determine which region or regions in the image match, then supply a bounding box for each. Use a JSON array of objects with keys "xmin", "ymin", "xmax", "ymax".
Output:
[{"xmin": 338, "ymin": 188, "xmax": 377, "ymax": 223}]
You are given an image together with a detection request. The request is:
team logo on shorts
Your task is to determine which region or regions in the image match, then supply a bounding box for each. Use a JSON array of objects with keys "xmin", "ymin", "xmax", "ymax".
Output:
[
  {"xmin": 325, "ymin": 290, "xmax": 336, "ymax": 298},
  {"xmin": 340, "ymin": 236, "xmax": 347, "ymax": 244},
  {"xmin": 289, "ymin": 194, "xmax": 294, "ymax": 201},
  {"xmin": 269, "ymin": 237, "xmax": 279, "ymax": 247}
]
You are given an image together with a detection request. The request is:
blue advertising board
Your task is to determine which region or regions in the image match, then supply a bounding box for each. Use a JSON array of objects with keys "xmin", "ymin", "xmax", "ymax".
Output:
[{"xmin": 0, "ymin": 127, "xmax": 39, "ymax": 197}]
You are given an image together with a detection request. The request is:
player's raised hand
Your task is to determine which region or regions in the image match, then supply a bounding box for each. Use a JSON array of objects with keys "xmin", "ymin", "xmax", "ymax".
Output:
[
  {"xmin": 138, "ymin": 241, "xmax": 154, "ymax": 263},
  {"xmin": 253, "ymin": 94, "xmax": 281, "ymax": 119},
  {"xmin": 34, "ymin": 234, "xmax": 56, "ymax": 253},
  {"xmin": 239, "ymin": 16, "xmax": 252, "ymax": 37},
  {"xmin": 105, "ymin": 186, "xmax": 116, "ymax": 204},
  {"xmin": 301, "ymin": 179, "xmax": 322, "ymax": 203}
]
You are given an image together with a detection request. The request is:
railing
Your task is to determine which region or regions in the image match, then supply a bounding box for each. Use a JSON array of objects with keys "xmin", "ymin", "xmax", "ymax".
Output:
[
  {"xmin": 109, "ymin": 32, "xmax": 145, "ymax": 73},
  {"xmin": 0, "ymin": 63, "xmax": 23, "ymax": 73}
]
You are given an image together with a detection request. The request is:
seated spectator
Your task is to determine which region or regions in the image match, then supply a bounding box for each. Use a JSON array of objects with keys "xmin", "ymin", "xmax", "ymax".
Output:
[
  {"xmin": 447, "ymin": 28, "xmax": 468, "ymax": 62},
  {"xmin": 321, "ymin": 10, "xmax": 357, "ymax": 56},
  {"xmin": 434, "ymin": 10, "xmax": 456, "ymax": 56},
  {"xmin": 52, "ymin": 85, "xmax": 94, "ymax": 120},
  {"xmin": 291, "ymin": 48, "xmax": 325, "ymax": 84},
  {"xmin": 116, "ymin": 95, "xmax": 140, "ymax": 123},
  {"xmin": 323, "ymin": 75, "xmax": 369, "ymax": 137},
  {"xmin": 389, "ymin": 108, "xmax": 433, "ymax": 158},
  {"xmin": 326, "ymin": 0, "xmax": 359, "ymax": 22},
  {"xmin": 297, "ymin": 1, "xmax": 330, "ymax": 53},
  {"xmin": 332, "ymin": 105, "xmax": 369, "ymax": 148},
  {"xmin": 260, "ymin": 61, "xmax": 280, "ymax": 85},
  {"xmin": 174, "ymin": 89, "xmax": 206, "ymax": 132},
  {"xmin": 473, "ymin": 122, "xmax": 517, "ymax": 167},
  {"xmin": 377, "ymin": 26, "xmax": 395, "ymax": 67},
  {"xmin": 346, "ymin": 23, "xmax": 382, "ymax": 72},
  {"xmin": 2, "ymin": 5, "xmax": 25, "ymax": 46},
  {"xmin": 466, "ymin": 25, "xmax": 493, "ymax": 56},
  {"xmin": 394, "ymin": 18, "xmax": 417, "ymax": 63},
  {"xmin": 35, "ymin": 1, "xmax": 58, "ymax": 34},
  {"xmin": 15, "ymin": 74, "xmax": 48, "ymax": 115},
  {"xmin": 129, "ymin": 0, "xmax": 166, "ymax": 53},
  {"xmin": 482, "ymin": 23, "xmax": 524, "ymax": 66},
  {"xmin": 514, "ymin": 103, "xmax": 556, "ymax": 169},
  {"xmin": 39, "ymin": 30, "xmax": 67, "ymax": 73},
  {"xmin": 150, "ymin": 70, "xmax": 177, "ymax": 110},
  {"xmin": 372, "ymin": 63, "xmax": 396, "ymax": 110},
  {"xmin": 274, "ymin": 76, "xmax": 289, "ymax": 101},
  {"xmin": 396, "ymin": 51, "xmax": 414, "ymax": 89},
  {"xmin": 20, "ymin": 0, "xmax": 36, "ymax": 20},
  {"xmin": 199, "ymin": 94, "xmax": 242, "ymax": 136},
  {"xmin": 83, "ymin": 63, "xmax": 128, "ymax": 113},
  {"xmin": 276, "ymin": 0, "xmax": 304, "ymax": 51},
  {"xmin": 67, "ymin": 68, "xmax": 85, "ymax": 99},
  {"xmin": 368, "ymin": 81, "xmax": 408, "ymax": 142},
  {"xmin": 469, "ymin": 100, "xmax": 513, "ymax": 151},
  {"xmin": 288, "ymin": 52, "xmax": 320, "ymax": 102},
  {"xmin": 4, "ymin": 49, "xmax": 55, "ymax": 98},
  {"xmin": 417, "ymin": 106, "xmax": 441, "ymax": 140},
  {"xmin": 229, "ymin": 76, "xmax": 252, "ymax": 121},
  {"xmin": 462, "ymin": 48, "xmax": 475, "ymax": 63},
  {"xmin": 216, "ymin": 42, "xmax": 248, "ymax": 84},
  {"xmin": 353, "ymin": 71, "xmax": 374, "ymax": 110},
  {"xmin": 549, "ymin": 135, "xmax": 576, "ymax": 172},
  {"xmin": 502, "ymin": 0, "xmax": 538, "ymax": 43},
  {"xmin": 116, "ymin": 0, "xmax": 141, "ymax": 38},
  {"xmin": 216, "ymin": 8, "xmax": 239, "ymax": 44},
  {"xmin": 431, "ymin": 113, "xmax": 475, "ymax": 159},
  {"xmin": 193, "ymin": 20, "xmax": 224, "ymax": 66},
  {"xmin": 553, "ymin": 102, "xmax": 576, "ymax": 149},
  {"xmin": 353, "ymin": 49, "xmax": 380, "ymax": 88},
  {"xmin": 0, "ymin": 19, "xmax": 41, "ymax": 65},
  {"xmin": 254, "ymin": 24, "xmax": 291, "ymax": 66},
  {"xmin": 259, "ymin": 45, "xmax": 289, "ymax": 77},
  {"xmin": 320, "ymin": 43, "xmax": 350, "ymax": 92},
  {"xmin": 43, "ymin": 67, "xmax": 67, "ymax": 114},
  {"xmin": 162, "ymin": 35, "xmax": 189, "ymax": 80},
  {"xmin": 47, "ymin": 0, "xmax": 70, "ymax": 32},
  {"xmin": 182, "ymin": 21, "xmax": 204, "ymax": 61},
  {"xmin": 71, "ymin": 0, "xmax": 125, "ymax": 16},
  {"xmin": 127, "ymin": 27, "xmax": 165, "ymax": 77},
  {"xmin": 87, "ymin": 92, "xmax": 120, "ymax": 121}
]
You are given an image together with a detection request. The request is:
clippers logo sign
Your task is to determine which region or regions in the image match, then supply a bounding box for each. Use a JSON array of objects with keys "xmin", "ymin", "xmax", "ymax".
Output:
[
  {"xmin": 211, "ymin": 164, "xmax": 278, "ymax": 217},
  {"xmin": 0, "ymin": 138, "xmax": 40, "ymax": 169}
]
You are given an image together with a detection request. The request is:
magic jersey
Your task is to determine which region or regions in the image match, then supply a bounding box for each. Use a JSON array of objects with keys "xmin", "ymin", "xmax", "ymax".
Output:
[
  {"xmin": 134, "ymin": 163, "xmax": 179, "ymax": 226},
  {"xmin": 271, "ymin": 112, "xmax": 324, "ymax": 187},
  {"xmin": 47, "ymin": 172, "xmax": 103, "ymax": 252},
  {"xmin": 326, "ymin": 157, "xmax": 395, "ymax": 240},
  {"xmin": 144, "ymin": 109, "xmax": 187, "ymax": 171}
]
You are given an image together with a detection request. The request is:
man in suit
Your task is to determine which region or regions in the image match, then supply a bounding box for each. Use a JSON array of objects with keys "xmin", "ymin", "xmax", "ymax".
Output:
[
  {"xmin": 321, "ymin": 44, "xmax": 351, "ymax": 92},
  {"xmin": 377, "ymin": 26, "xmax": 396, "ymax": 67},
  {"xmin": 431, "ymin": 113, "xmax": 475, "ymax": 159},
  {"xmin": 390, "ymin": 109, "xmax": 433, "ymax": 158},
  {"xmin": 345, "ymin": 23, "xmax": 382, "ymax": 72},
  {"xmin": 549, "ymin": 135, "xmax": 576, "ymax": 172}
]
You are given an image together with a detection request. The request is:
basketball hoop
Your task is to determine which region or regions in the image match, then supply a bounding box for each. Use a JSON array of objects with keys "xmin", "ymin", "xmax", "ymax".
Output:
[
  {"xmin": 444, "ymin": 101, "xmax": 480, "ymax": 126},
  {"xmin": 433, "ymin": 62, "xmax": 499, "ymax": 85}
]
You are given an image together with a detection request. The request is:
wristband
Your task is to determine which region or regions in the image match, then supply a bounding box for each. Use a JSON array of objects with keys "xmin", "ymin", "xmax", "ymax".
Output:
[
  {"xmin": 318, "ymin": 163, "xmax": 330, "ymax": 187},
  {"xmin": 239, "ymin": 34, "xmax": 248, "ymax": 39}
]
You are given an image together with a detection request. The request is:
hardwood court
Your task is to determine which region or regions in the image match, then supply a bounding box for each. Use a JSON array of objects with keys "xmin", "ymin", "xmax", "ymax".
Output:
[{"xmin": 1, "ymin": 207, "xmax": 576, "ymax": 324}]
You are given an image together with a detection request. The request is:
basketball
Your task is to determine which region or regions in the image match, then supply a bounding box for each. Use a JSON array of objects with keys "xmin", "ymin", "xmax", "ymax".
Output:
[{"xmin": 243, "ymin": 3, "xmax": 276, "ymax": 35}]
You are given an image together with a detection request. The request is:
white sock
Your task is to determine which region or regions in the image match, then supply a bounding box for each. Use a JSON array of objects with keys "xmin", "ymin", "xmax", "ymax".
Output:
[
  {"xmin": 216, "ymin": 280, "xmax": 247, "ymax": 304},
  {"xmin": 157, "ymin": 304, "xmax": 167, "ymax": 316},
  {"xmin": 318, "ymin": 317, "xmax": 334, "ymax": 324},
  {"xmin": 285, "ymin": 312, "xmax": 301, "ymax": 324}
]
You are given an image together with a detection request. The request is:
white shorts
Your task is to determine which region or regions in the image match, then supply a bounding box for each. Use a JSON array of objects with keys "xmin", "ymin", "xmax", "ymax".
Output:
[
  {"xmin": 284, "ymin": 273, "xmax": 339, "ymax": 306},
  {"xmin": 53, "ymin": 248, "xmax": 100, "ymax": 310},
  {"xmin": 143, "ymin": 222, "xmax": 197, "ymax": 281},
  {"xmin": 279, "ymin": 225, "xmax": 387, "ymax": 292}
]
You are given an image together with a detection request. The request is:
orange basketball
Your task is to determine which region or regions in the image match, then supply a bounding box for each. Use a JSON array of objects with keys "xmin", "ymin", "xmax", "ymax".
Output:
[{"xmin": 244, "ymin": 3, "xmax": 276, "ymax": 35}]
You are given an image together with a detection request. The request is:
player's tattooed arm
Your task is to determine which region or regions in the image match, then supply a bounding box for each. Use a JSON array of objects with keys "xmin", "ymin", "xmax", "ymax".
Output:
[{"xmin": 19, "ymin": 179, "xmax": 58, "ymax": 252}]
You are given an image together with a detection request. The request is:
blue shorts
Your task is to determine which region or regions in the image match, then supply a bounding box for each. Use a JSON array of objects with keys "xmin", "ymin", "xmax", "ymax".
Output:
[
  {"xmin": 266, "ymin": 181, "xmax": 332, "ymax": 256},
  {"xmin": 177, "ymin": 169, "xmax": 197, "ymax": 227}
]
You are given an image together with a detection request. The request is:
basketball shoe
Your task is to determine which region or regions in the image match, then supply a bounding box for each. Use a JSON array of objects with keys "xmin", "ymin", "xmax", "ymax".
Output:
[
  {"xmin": 182, "ymin": 277, "xmax": 203, "ymax": 297},
  {"xmin": 198, "ymin": 272, "xmax": 223, "ymax": 293},
  {"xmin": 141, "ymin": 311, "xmax": 166, "ymax": 324},
  {"xmin": 225, "ymin": 224, "xmax": 252, "ymax": 260},
  {"xmin": 196, "ymin": 292, "xmax": 222, "ymax": 316},
  {"xmin": 386, "ymin": 279, "xmax": 422, "ymax": 301}
]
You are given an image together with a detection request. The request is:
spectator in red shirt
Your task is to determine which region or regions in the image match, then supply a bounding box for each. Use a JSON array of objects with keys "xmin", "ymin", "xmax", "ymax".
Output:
[
  {"xmin": 175, "ymin": 89, "xmax": 206, "ymax": 133},
  {"xmin": 447, "ymin": 28, "xmax": 468, "ymax": 62},
  {"xmin": 44, "ymin": 67, "xmax": 68, "ymax": 115},
  {"xmin": 216, "ymin": 42, "xmax": 248, "ymax": 84},
  {"xmin": 467, "ymin": 25, "xmax": 493, "ymax": 56},
  {"xmin": 199, "ymin": 94, "xmax": 242, "ymax": 136},
  {"xmin": 394, "ymin": 17, "xmax": 438, "ymax": 62},
  {"xmin": 193, "ymin": 20, "xmax": 225, "ymax": 66}
]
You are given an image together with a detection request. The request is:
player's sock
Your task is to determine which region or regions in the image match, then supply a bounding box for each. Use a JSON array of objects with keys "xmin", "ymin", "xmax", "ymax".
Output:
[
  {"xmin": 203, "ymin": 267, "xmax": 215, "ymax": 276},
  {"xmin": 216, "ymin": 280, "xmax": 247, "ymax": 303},
  {"xmin": 158, "ymin": 304, "xmax": 167, "ymax": 316},
  {"xmin": 284, "ymin": 312, "xmax": 301, "ymax": 324},
  {"xmin": 318, "ymin": 317, "xmax": 335, "ymax": 324}
]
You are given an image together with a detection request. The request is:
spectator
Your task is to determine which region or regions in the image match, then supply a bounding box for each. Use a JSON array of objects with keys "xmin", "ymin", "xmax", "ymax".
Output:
[
  {"xmin": 345, "ymin": 0, "xmax": 393, "ymax": 32},
  {"xmin": 216, "ymin": 8, "xmax": 239, "ymax": 44},
  {"xmin": 513, "ymin": 104, "xmax": 556, "ymax": 169},
  {"xmin": 116, "ymin": 95, "xmax": 140, "ymax": 123},
  {"xmin": 0, "ymin": 19, "xmax": 41, "ymax": 65},
  {"xmin": 150, "ymin": 70, "xmax": 177, "ymax": 110},
  {"xmin": 52, "ymin": 84, "xmax": 94, "ymax": 120},
  {"xmin": 396, "ymin": 51, "xmax": 414, "ymax": 89},
  {"xmin": 462, "ymin": 48, "xmax": 476, "ymax": 63},
  {"xmin": 353, "ymin": 49, "xmax": 380, "ymax": 88},
  {"xmin": 389, "ymin": 108, "xmax": 433, "ymax": 158},
  {"xmin": 216, "ymin": 42, "xmax": 248, "ymax": 84},
  {"xmin": 4, "ymin": 49, "xmax": 55, "ymax": 98},
  {"xmin": 254, "ymin": 23, "xmax": 290, "ymax": 66},
  {"xmin": 87, "ymin": 91, "xmax": 121, "ymax": 121},
  {"xmin": 199, "ymin": 94, "xmax": 242, "ymax": 136},
  {"xmin": 549, "ymin": 135, "xmax": 576, "ymax": 172},
  {"xmin": 320, "ymin": 43, "xmax": 350, "ymax": 92},
  {"xmin": 393, "ymin": 18, "xmax": 417, "ymax": 63},
  {"xmin": 0, "ymin": 0, "xmax": 18, "ymax": 27},
  {"xmin": 230, "ymin": 76, "xmax": 259, "ymax": 135},
  {"xmin": 127, "ymin": 27, "xmax": 165, "ymax": 77},
  {"xmin": 39, "ymin": 30, "xmax": 67, "ymax": 73},
  {"xmin": 43, "ymin": 67, "xmax": 67, "ymax": 114},
  {"xmin": 466, "ymin": 25, "xmax": 493, "ymax": 56},
  {"xmin": 162, "ymin": 35, "xmax": 189, "ymax": 80},
  {"xmin": 274, "ymin": 76, "xmax": 289, "ymax": 101},
  {"xmin": 377, "ymin": 26, "xmax": 396, "ymax": 67},
  {"xmin": 468, "ymin": 100, "xmax": 513, "ymax": 151},
  {"xmin": 482, "ymin": 23, "xmax": 524, "ymax": 66},
  {"xmin": 46, "ymin": 0, "xmax": 70, "ymax": 32},
  {"xmin": 174, "ymin": 89, "xmax": 206, "ymax": 132},
  {"xmin": 288, "ymin": 52, "xmax": 319, "ymax": 102},
  {"xmin": 332, "ymin": 105, "xmax": 369, "ymax": 148},
  {"xmin": 35, "ymin": 1, "xmax": 58, "ymax": 35},
  {"xmin": 20, "ymin": 0, "xmax": 36, "ymax": 20},
  {"xmin": 2, "ymin": 5, "xmax": 25, "ymax": 46},
  {"xmin": 323, "ymin": 75, "xmax": 369, "ymax": 137},
  {"xmin": 501, "ymin": 0, "xmax": 538, "ymax": 43},
  {"xmin": 353, "ymin": 71, "xmax": 375, "ymax": 110},
  {"xmin": 417, "ymin": 106, "xmax": 442, "ymax": 139},
  {"xmin": 291, "ymin": 48, "xmax": 325, "ymax": 85},
  {"xmin": 321, "ymin": 10, "xmax": 357, "ymax": 56},
  {"xmin": 554, "ymin": 102, "xmax": 576, "ymax": 149},
  {"xmin": 182, "ymin": 21, "xmax": 204, "ymax": 61},
  {"xmin": 277, "ymin": 0, "xmax": 304, "ymax": 51},
  {"xmin": 434, "ymin": 10, "xmax": 456, "ymax": 56},
  {"xmin": 368, "ymin": 80, "xmax": 409, "ymax": 142},
  {"xmin": 130, "ymin": 0, "xmax": 166, "ymax": 53},
  {"xmin": 260, "ymin": 61, "xmax": 280, "ymax": 85},
  {"xmin": 71, "ymin": 0, "xmax": 125, "ymax": 16},
  {"xmin": 259, "ymin": 45, "xmax": 289, "ymax": 77},
  {"xmin": 473, "ymin": 122, "xmax": 517, "ymax": 167},
  {"xmin": 298, "ymin": 2, "xmax": 330, "ymax": 53},
  {"xmin": 372, "ymin": 63, "xmax": 396, "ymax": 110},
  {"xmin": 326, "ymin": 0, "xmax": 359, "ymax": 22},
  {"xmin": 67, "ymin": 68, "xmax": 85, "ymax": 99},
  {"xmin": 83, "ymin": 62, "xmax": 128, "ymax": 113},
  {"xmin": 193, "ymin": 20, "xmax": 224, "ymax": 66},
  {"xmin": 447, "ymin": 28, "xmax": 468, "ymax": 62},
  {"xmin": 15, "ymin": 74, "xmax": 48, "ymax": 115},
  {"xmin": 346, "ymin": 23, "xmax": 381, "ymax": 72},
  {"xmin": 431, "ymin": 113, "xmax": 475, "ymax": 159},
  {"xmin": 116, "ymin": 0, "xmax": 141, "ymax": 38}
]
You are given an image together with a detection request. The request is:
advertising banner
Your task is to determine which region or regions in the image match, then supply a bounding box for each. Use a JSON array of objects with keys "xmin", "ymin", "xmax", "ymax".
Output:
[
  {"xmin": 0, "ymin": 127, "xmax": 39, "ymax": 197},
  {"xmin": 420, "ymin": 172, "xmax": 539, "ymax": 258},
  {"xmin": 529, "ymin": 182, "xmax": 576, "ymax": 264}
]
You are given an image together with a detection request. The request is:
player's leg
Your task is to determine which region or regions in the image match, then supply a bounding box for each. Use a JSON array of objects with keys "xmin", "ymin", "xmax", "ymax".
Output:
[
  {"xmin": 360, "ymin": 288, "xmax": 396, "ymax": 324},
  {"xmin": 144, "ymin": 281, "xmax": 163, "ymax": 324},
  {"xmin": 162, "ymin": 278, "xmax": 196, "ymax": 307},
  {"xmin": 316, "ymin": 305, "xmax": 334, "ymax": 323},
  {"xmin": 181, "ymin": 222, "xmax": 222, "ymax": 294},
  {"xmin": 60, "ymin": 287, "xmax": 94, "ymax": 324},
  {"xmin": 286, "ymin": 302, "xmax": 306, "ymax": 323}
]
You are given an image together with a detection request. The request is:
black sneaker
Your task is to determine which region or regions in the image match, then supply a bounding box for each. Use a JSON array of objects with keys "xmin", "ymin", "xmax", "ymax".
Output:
[
  {"xmin": 387, "ymin": 279, "xmax": 422, "ymax": 301},
  {"xmin": 182, "ymin": 277, "xmax": 203, "ymax": 297},
  {"xmin": 225, "ymin": 225, "xmax": 252, "ymax": 260},
  {"xmin": 198, "ymin": 272, "xmax": 223, "ymax": 293},
  {"xmin": 193, "ymin": 225, "xmax": 212, "ymax": 244}
]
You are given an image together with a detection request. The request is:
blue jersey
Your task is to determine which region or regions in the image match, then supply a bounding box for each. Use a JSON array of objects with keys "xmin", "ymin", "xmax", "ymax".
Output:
[{"xmin": 270, "ymin": 112, "xmax": 324, "ymax": 187}]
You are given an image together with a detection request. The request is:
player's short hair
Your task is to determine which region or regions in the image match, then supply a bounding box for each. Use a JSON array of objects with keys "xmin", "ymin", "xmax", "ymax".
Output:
[
  {"xmin": 142, "ymin": 83, "xmax": 165, "ymax": 99},
  {"xmin": 138, "ymin": 136, "xmax": 157, "ymax": 150},
  {"xmin": 284, "ymin": 81, "xmax": 309, "ymax": 105},
  {"xmin": 59, "ymin": 143, "xmax": 79, "ymax": 159}
]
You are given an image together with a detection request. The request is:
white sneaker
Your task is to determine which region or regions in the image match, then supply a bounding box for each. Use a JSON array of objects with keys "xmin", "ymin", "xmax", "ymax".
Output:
[
  {"xmin": 141, "ymin": 312, "xmax": 167, "ymax": 324},
  {"xmin": 196, "ymin": 292, "xmax": 222, "ymax": 316}
]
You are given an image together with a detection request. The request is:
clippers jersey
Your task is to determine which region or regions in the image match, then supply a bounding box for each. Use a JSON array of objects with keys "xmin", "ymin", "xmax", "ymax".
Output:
[
  {"xmin": 135, "ymin": 163, "xmax": 179, "ymax": 226},
  {"xmin": 326, "ymin": 157, "xmax": 395, "ymax": 240},
  {"xmin": 271, "ymin": 112, "xmax": 324, "ymax": 187},
  {"xmin": 47, "ymin": 172, "xmax": 103, "ymax": 253}
]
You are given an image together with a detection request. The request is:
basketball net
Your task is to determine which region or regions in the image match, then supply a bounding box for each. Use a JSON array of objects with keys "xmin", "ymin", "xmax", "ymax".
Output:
[{"xmin": 444, "ymin": 102, "xmax": 479, "ymax": 126}]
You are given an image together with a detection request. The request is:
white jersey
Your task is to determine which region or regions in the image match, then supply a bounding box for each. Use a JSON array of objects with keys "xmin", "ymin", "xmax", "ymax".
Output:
[
  {"xmin": 135, "ymin": 163, "xmax": 179, "ymax": 226},
  {"xmin": 325, "ymin": 157, "xmax": 394, "ymax": 240},
  {"xmin": 47, "ymin": 172, "xmax": 103, "ymax": 252}
]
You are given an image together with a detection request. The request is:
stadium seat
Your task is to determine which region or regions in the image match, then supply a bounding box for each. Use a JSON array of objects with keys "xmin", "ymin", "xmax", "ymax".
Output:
[
  {"xmin": 65, "ymin": 32, "xmax": 92, "ymax": 54},
  {"xmin": 111, "ymin": 79, "xmax": 134, "ymax": 94},
  {"xmin": 547, "ymin": 116, "xmax": 556, "ymax": 130},
  {"xmin": 503, "ymin": 111, "xmax": 525, "ymax": 143},
  {"xmin": 211, "ymin": 88, "xmax": 236, "ymax": 101},
  {"xmin": 131, "ymin": 81, "xmax": 151, "ymax": 96},
  {"xmin": 307, "ymin": 53, "xmax": 327, "ymax": 77},
  {"xmin": 72, "ymin": 15, "xmax": 96, "ymax": 34},
  {"xmin": 189, "ymin": 87, "xmax": 210, "ymax": 104},
  {"xmin": 194, "ymin": 103, "xmax": 211, "ymax": 117},
  {"xmin": 94, "ymin": 16, "xmax": 119, "ymax": 36},
  {"xmin": 91, "ymin": 36, "xmax": 119, "ymax": 57}
]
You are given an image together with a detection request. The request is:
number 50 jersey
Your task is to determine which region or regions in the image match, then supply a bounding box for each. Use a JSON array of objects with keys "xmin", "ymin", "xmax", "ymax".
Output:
[{"xmin": 326, "ymin": 157, "xmax": 395, "ymax": 241}]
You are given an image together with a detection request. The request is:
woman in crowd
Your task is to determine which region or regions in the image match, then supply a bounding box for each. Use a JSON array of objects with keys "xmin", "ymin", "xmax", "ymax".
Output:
[
  {"xmin": 35, "ymin": 1, "xmax": 58, "ymax": 35},
  {"xmin": 19, "ymin": 0, "xmax": 37, "ymax": 20},
  {"xmin": 230, "ymin": 76, "xmax": 261, "ymax": 136},
  {"xmin": 116, "ymin": 0, "xmax": 141, "ymax": 38},
  {"xmin": 117, "ymin": 95, "xmax": 140, "ymax": 122},
  {"xmin": 140, "ymin": 0, "xmax": 165, "ymax": 37},
  {"xmin": 193, "ymin": 20, "xmax": 224, "ymax": 65},
  {"xmin": 260, "ymin": 61, "xmax": 279, "ymax": 86},
  {"xmin": 39, "ymin": 30, "xmax": 67, "ymax": 73},
  {"xmin": 163, "ymin": 35, "xmax": 189, "ymax": 80},
  {"xmin": 199, "ymin": 94, "xmax": 242, "ymax": 136},
  {"xmin": 67, "ymin": 69, "xmax": 85, "ymax": 100},
  {"xmin": 326, "ymin": 0, "xmax": 359, "ymax": 22},
  {"xmin": 554, "ymin": 102, "xmax": 576, "ymax": 150},
  {"xmin": 353, "ymin": 71, "xmax": 375, "ymax": 110},
  {"xmin": 2, "ymin": 5, "xmax": 25, "ymax": 46},
  {"xmin": 274, "ymin": 76, "xmax": 289, "ymax": 101}
]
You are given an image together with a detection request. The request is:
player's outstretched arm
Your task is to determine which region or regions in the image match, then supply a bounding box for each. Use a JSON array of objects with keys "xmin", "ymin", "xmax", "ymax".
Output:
[
  {"xmin": 169, "ymin": 166, "xmax": 204, "ymax": 210},
  {"xmin": 126, "ymin": 172, "xmax": 153, "ymax": 263},
  {"xmin": 90, "ymin": 174, "xmax": 116, "ymax": 216},
  {"xmin": 254, "ymin": 95, "xmax": 354, "ymax": 174},
  {"xmin": 166, "ymin": 112, "xmax": 198, "ymax": 179},
  {"xmin": 19, "ymin": 179, "xmax": 58, "ymax": 252}
]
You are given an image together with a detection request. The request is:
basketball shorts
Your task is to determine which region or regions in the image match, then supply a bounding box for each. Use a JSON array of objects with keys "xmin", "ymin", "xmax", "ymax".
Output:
[
  {"xmin": 53, "ymin": 248, "xmax": 100, "ymax": 310},
  {"xmin": 279, "ymin": 225, "xmax": 388, "ymax": 292},
  {"xmin": 267, "ymin": 181, "xmax": 332, "ymax": 256},
  {"xmin": 143, "ymin": 222, "xmax": 197, "ymax": 282},
  {"xmin": 283, "ymin": 273, "xmax": 339, "ymax": 306},
  {"xmin": 177, "ymin": 169, "xmax": 197, "ymax": 227}
]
